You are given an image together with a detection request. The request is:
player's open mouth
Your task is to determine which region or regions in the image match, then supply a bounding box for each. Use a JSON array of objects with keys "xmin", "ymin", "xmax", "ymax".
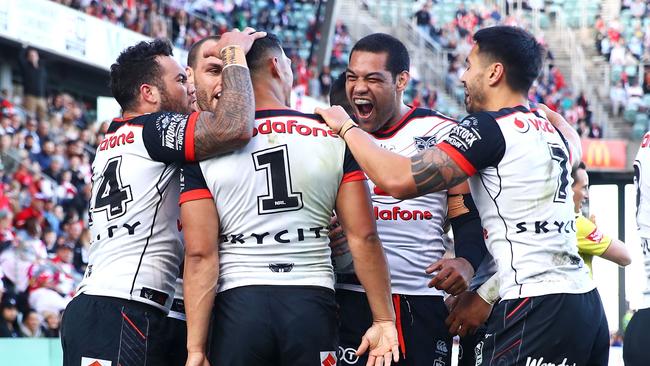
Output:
[{"xmin": 354, "ymin": 98, "xmax": 374, "ymax": 118}]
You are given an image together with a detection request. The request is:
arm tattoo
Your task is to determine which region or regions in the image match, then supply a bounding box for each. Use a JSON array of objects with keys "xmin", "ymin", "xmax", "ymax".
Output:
[
  {"xmin": 194, "ymin": 64, "xmax": 254, "ymax": 160},
  {"xmin": 410, "ymin": 147, "xmax": 469, "ymax": 196}
]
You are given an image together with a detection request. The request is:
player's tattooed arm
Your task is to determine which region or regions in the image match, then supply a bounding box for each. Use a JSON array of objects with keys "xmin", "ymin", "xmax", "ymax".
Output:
[
  {"xmin": 193, "ymin": 65, "xmax": 254, "ymax": 160},
  {"xmin": 410, "ymin": 147, "xmax": 470, "ymax": 196}
]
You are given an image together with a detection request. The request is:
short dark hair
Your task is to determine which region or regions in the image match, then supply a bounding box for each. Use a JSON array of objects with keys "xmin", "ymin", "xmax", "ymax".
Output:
[
  {"xmin": 350, "ymin": 33, "xmax": 410, "ymax": 80},
  {"xmin": 329, "ymin": 72, "xmax": 354, "ymax": 116},
  {"xmin": 110, "ymin": 39, "xmax": 173, "ymax": 111},
  {"xmin": 187, "ymin": 36, "xmax": 220, "ymax": 69},
  {"xmin": 473, "ymin": 26, "xmax": 543, "ymax": 94},
  {"xmin": 571, "ymin": 161, "xmax": 587, "ymax": 184},
  {"xmin": 246, "ymin": 32, "xmax": 283, "ymax": 74}
]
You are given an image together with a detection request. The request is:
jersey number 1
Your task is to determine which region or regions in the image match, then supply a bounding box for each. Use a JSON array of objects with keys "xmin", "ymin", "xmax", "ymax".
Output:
[
  {"xmin": 548, "ymin": 143, "xmax": 570, "ymax": 203},
  {"xmin": 93, "ymin": 156, "xmax": 133, "ymax": 220},
  {"xmin": 253, "ymin": 145, "xmax": 303, "ymax": 215}
]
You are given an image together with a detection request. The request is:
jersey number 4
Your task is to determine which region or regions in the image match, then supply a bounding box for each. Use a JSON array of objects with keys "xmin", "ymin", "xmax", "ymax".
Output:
[
  {"xmin": 93, "ymin": 156, "xmax": 133, "ymax": 220},
  {"xmin": 253, "ymin": 145, "xmax": 303, "ymax": 215},
  {"xmin": 548, "ymin": 143, "xmax": 570, "ymax": 203}
]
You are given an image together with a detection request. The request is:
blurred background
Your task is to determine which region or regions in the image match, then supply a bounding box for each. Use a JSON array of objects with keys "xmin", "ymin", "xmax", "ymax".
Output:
[{"xmin": 0, "ymin": 0, "xmax": 644, "ymax": 364}]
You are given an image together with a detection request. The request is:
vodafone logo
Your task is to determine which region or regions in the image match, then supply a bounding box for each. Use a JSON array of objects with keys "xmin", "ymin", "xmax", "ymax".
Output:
[
  {"xmin": 512, "ymin": 117, "xmax": 556, "ymax": 134},
  {"xmin": 374, "ymin": 206, "xmax": 434, "ymax": 221}
]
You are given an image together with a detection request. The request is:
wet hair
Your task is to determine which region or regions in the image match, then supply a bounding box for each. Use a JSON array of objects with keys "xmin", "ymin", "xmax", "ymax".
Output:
[
  {"xmin": 110, "ymin": 39, "xmax": 173, "ymax": 111},
  {"xmin": 571, "ymin": 161, "xmax": 587, "ymax": 185},
  {"xmin": 329, "ymin": 72, "xmax": 354, "ymax": 116},
  {"xmin": 246, "ymin": 32, "xmax": 284, "ymax": 75},
  {"xmin": 350, "ymin": 33, "xmax": 410, "ymax": 80},
  {"xmin": 473, "ymin": 26, "xmax": 543, "ymax": 94}
]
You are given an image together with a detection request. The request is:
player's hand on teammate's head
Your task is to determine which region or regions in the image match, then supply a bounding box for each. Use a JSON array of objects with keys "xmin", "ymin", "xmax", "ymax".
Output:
[
  {"xmin": 356, "ymin": 320, "xmax": 400, "ymax": 366},
  {"xmin": 185, "ymin": 351, "xmax": 211, "ymax": 366},
  {"xmin": 203, "ymin": 28, "xmax": 267, "ymax": 59},
  {"xmin": 445, "ymin": 291, "xmax": 492, "ymax": 338},
  {"xmin": 315, "ymin": 106, "xmax": 352, "ymax": 135},
  {"xmin": 425, "ymin": 257, "xmax": 474, "ymax": 296}
]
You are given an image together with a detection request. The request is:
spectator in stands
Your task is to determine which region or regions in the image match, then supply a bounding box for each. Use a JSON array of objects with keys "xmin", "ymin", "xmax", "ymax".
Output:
[
  {"xmin": 19, "ymin": 47, "xmax": 47, "ymax": 123},
  {"xmin": 319, "ymin": 65, "xmax": 333, "ymax": 102},
  {"xmin": 611, "ymin": 80, "xmax": 627, "ymax": 116},
  {"xmin": 414, "ymin": 2, "xmax": 432, "ymax": 36},
  {"xmin": 18, "ymin": 308, "xmax": 42, "ymax": 337},
  {"xmin": 40, "ymin": 310, "xmax": 59, "ymax": 338},
  {"xmin": 0, "ymin": 294, "xmax": 21, "ymax": 337}
]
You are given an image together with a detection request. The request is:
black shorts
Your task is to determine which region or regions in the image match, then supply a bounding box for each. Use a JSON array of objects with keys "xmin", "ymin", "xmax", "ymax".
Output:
[
  {"xmin": 209, "ymin": 285, "xmax": 338, "ymax": 366},
  {"xmin": 458, "ymin": 324, "xmax": 487, "ymax": 366},
  {"xmin": 336, "ymin": 289, "xmax": 452, "ymax": 366},
  {"xmin": 478, "ymin": 289, "xmax": 609, "ymax": 366},
  {"xmin": 623, "ymin": 307, "xmax": 650, "ymax": 366},
  {"xmin": 61, "ymin": 293, "xmax": 169, "ymax": 366},
  {"xmin": 159, "ymin": 303, "xmax": 187, "ymax": 366}
]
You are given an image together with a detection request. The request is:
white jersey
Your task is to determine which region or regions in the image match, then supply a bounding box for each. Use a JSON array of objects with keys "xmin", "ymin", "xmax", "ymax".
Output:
[
  {"xmin": 334, "ymin": 107, "xmax": 456, "ymax": 295},
  {"xmin": 180, "ymin": 109, "xmax": 364, "ymax": 293},
  {"xmin": 633, "ymin": 133, "xmax": 650, "ymax": 308},
  {"xmin": 79, "ymin": 112, "xmax": 200, "ymax": 312},
  {"xmin": 440, "ymin": 106, "xmax": 594, "ymax": 300}
]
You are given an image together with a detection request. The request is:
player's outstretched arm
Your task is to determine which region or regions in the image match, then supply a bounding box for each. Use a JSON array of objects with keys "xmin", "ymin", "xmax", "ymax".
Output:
[
  {"xmin": 193, "ymin": 29, "xmax": 266, "ymax": 160},
  {"xmin": 335, "ymin": 180, "xmax": 399, "ymax": 366},
  {"xmin": 181, "ymin": 198, "xmax": 219, "ymax": 366},
  {"xmin": 316, "ymin": 106, "xmax": 469, "ymax": 199},
  {"xmin": 538, "ymin": 104, "xmax": 582, "ymax": 168},
  {"xmin": 601, "ymin": 238, "xmax": 632, "ymax": 267}
]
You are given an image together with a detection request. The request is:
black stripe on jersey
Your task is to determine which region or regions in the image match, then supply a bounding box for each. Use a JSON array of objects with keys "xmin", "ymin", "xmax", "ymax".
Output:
[
  {"xmin": 372, "ymin": 107, "xmax": 457, "ymax": 139},
  {"xmin": 489, "ymin": 105, "xmax": 531, "ymax": 121},
  {"xmin": 479, "ymin": 166, "xmax": 522, "ymax": 294},
  {"xmin": 129, "ymin": 163, "xmax": 177, "ymax": 299},
  {"xmin": 255, "ymin": 109, "xmax": 325, "ymax": 123}
]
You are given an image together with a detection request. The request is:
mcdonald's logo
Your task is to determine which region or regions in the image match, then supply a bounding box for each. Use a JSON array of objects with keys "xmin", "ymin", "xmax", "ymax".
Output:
[
  {"xmin": 581, "ymin": 138, "xmax": 626, "ymax": 170},
  {"xmin": 586, "ymin": 141, "xmax": 610, "ymax": 166}
]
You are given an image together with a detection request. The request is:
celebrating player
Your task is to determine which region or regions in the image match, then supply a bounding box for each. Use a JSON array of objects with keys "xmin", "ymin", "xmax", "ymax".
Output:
[
  {"xmin": 327, "ymin": 33, "xmax": 486, "ymax": 366},
  {"xmin": 60, "ymin": 30, "xmax": 264, "ymax": 366},
  {"xmin": 180, "ymin": 33, "xmax": 398, "ymax": 366},
  {"xmin": 625, "ymin": 132, "xmax": 650, "ymax": 365},
  {"xmin": 316, "ymin": 26, "xmax": 609, "ymax": 365}
]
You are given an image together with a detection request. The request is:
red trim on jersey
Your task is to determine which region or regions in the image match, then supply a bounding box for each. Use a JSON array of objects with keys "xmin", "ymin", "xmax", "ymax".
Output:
[
  {"xmin": 341, "ymin": 170, "xmax": 366, "ymax": 184},
  {"xmin": 437, "ymin": 142, "xmax": 477, "ymax": 176},
  {"xmin": 179, "ymin": 189, "xmax": 213, "ymax": 205},
  {"xmin": 121, "ymin": 311, "xmax": 146, "ymax": 339},
  {"xmin": 184, "ymin": 112, "xmax": 199, "ymax": 162},
  {"xmin": 505, "ymin": 297, "xmax": 530, "ymax": 319},
  {"xmin": 393, "ymin": 294, "xmax": 407, "ymax": 358},
  {"xmin": 494, "ymin": 339, "xmax": 522, "ymax": 359}
]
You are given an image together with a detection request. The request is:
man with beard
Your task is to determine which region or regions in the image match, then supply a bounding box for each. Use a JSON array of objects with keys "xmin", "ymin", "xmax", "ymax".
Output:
[
  {"xmin": 180, "ymin": 33, "xmax": 399, "ymax": 366},
  {"xmin": 61, "ymin": 29, "xmax": 264, "ymax": 366},
  {"xmin": 326, "ymin": 33, "xmax": 487, "ymax": 366},
  {"xmin": 316, "ymin": 26, "xmax": 608, "ymax": 365}
]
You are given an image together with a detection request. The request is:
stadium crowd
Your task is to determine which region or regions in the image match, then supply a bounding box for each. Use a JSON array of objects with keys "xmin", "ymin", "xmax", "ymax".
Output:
[
  {"xmin": 0, "ymin": 77, "xmax": 98, "ymax": 338},
  {"xmin": 411, "ymin": 0, "xmax": 603, "ymax": 137}
]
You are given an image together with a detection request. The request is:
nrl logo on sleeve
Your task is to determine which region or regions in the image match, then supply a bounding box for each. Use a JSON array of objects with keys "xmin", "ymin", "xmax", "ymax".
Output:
[{"xmin": 413, "ymin": 136, "xmax": 437, "ymax": 151}]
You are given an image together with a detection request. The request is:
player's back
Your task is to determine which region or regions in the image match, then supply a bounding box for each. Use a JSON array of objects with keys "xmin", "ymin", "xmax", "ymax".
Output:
[
  {"xmin": 634, "ymin": 132, "xmax": 650, "ymax": 308},
  {"xmin": 445, "ymin": 106, "xmax": 593, "ymax": 300},
  {"xmin": 182, "ymin": 109, "xmax": 362, "ymax": 293},
  {"xmin": 79, "ymin": 113, "xmax": 195, "ymax": 311}
]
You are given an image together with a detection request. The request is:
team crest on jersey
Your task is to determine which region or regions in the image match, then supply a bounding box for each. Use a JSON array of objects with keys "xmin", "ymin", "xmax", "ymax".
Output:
[{"xmin": 413, "ymin": 136, "xmax": 437, "ymax": 151}]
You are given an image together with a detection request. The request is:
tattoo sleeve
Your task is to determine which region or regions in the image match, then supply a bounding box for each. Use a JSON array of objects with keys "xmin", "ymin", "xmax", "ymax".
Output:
[
  {"xmin": 410, "ymin": 147, "xmax": 469, "ymax": 196},
  {"xmin": 193, "ymin": 64, "xmax": 254, "ymax": 160}
]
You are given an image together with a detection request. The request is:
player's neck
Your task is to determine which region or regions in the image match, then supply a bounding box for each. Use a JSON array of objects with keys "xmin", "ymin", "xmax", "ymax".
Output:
[
  {"xmin": 384, "ymin": 103, "xmax": 412, "ymax": 130},
  {"xmin": 253, "ymin": 82, "xmax": 290, "ymax": 111},
  {"xmin": 122, "ymin": 105, "xmax": 156, "ymax": 119},
  {"xmin": 484, "ymin": 91, "xmax": 529, "ymax": 112}
]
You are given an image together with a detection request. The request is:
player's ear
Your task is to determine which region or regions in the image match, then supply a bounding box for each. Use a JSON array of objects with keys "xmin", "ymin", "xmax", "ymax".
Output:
[
  {"xmin": 140, "ymin": 83, "xmax": 160, "ymax": 105},
  {"xmin": 185, "ymin": 66, "xmax": 195, "ymax": 85},
  {"xmin": 395, "ymin": 71, "xmax": 410, "ymax": 92},
  {"xmin": 271, "ymin": 57, "xmax": 282, "ymax": 79},
  {"xmin": 487, "ymin": 62, "xmax": 504, "ymax": 87}
]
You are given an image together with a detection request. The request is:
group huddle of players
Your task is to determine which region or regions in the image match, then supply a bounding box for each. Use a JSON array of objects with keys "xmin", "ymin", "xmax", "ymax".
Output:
[{"xmin": 54, "ymin": 24, "xmax": 650, "ymax": 366}]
